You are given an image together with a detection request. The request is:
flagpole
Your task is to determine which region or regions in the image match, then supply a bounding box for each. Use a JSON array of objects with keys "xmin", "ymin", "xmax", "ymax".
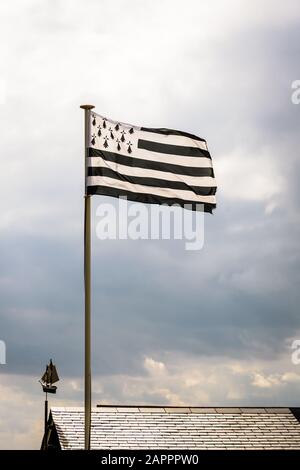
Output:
[{"xmin": 80, "ymin": 104, "xmax": 95, "ymax": 450}]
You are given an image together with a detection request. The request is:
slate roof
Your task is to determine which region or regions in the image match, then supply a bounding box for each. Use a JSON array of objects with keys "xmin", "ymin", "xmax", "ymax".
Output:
[{"xmin": 46, "ymin": 405, "xmax": 300, "ymax": 450}]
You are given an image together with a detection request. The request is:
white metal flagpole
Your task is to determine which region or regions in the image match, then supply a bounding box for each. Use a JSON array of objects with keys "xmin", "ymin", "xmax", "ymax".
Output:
[{"xmin": 80, "ymin": 104, "xmax": 95, "ymax": 450}]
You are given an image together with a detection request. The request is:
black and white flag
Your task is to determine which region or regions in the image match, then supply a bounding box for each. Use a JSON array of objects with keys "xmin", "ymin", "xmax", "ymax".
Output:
[{"xmin": 86, "ymin": 112, "xmax": 217, "ymax": 212}]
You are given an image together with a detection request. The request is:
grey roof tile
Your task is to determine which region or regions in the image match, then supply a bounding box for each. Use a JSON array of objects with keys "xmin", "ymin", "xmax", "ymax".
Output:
[
  {"xmin": 215, "ymin": 408, "xmax": 242, "ymax": 414},
  {"xmin": 164, "ymin": 407, "xmax": 191, "ymax": 413},
  {"xmin": 138, "ymin": 407, "xmax": 166, "ymax": 413},
  {"xmin": 265, "ymin": 407, "xmax": 290, "ymax": 413},
  {"xmin": 116, "ymin": 407, "xmax": 140, "ymax": 413},
  {"xmin": 190, "ymin": 408, "xmax": 218, "ymax": 413},
  {"xmin": 240, "ymin": 408, "xmax": 267, "ymax": 413}
]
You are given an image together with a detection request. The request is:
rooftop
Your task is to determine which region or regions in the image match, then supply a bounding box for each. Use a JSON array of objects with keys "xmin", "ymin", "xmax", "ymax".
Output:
[{"xmin": 44, "ymin": 405, "xmax": 300, "ymax": 450}]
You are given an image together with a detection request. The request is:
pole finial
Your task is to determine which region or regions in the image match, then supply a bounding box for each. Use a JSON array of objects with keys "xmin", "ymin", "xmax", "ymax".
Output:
[{"xmin": 80, "ymin": 104, "xmax": 95, "ymax": 110}]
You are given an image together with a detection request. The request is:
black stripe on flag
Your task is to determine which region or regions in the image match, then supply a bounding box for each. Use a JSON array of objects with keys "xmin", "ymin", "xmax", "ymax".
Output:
[
  {"xmin": 88, "ymin": 148, "xmax": 214, "ymax": 178},
  {"xmin": 86, "ymin": 185, "xmax": 216, "ymax": 213},
  {"xmin": 141, "ymin": 127, "xmax": 206, "ymax": 143},
  {"xmin": 138, "ymin": 139, "xmax": 211, "ymax": 158},
  {"xmin": 88, "ymin": 166, "xmax": 217, "ymax": 196}
]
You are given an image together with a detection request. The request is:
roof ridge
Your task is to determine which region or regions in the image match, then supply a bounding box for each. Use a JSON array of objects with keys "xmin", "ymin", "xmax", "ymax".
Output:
[
  {"xmin": 96, "ymin": 405, "xmax": 292, "ymax": 409},
  {"xmin": 51, "ymin": 405, "xmax": 293, "ymax": 413}
]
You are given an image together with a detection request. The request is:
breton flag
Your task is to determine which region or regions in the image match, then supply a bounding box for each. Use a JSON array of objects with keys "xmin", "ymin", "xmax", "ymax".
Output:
[{"xmin": 86, "ymin": 112, "xmax": 217, "ymax": 212}]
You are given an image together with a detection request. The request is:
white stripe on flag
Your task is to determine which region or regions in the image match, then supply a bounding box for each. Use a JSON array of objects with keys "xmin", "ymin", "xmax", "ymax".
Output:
[
  {"xmin": 88, "ymin": 151, "xmax": 212, "ymax": 168},
  {"xmin": 139, "ymin": 130, "xmax": 208, "ymax": 150},
  {"xmin": 87, "ymin": 176, "xmax": 217, "ymax": 204}
]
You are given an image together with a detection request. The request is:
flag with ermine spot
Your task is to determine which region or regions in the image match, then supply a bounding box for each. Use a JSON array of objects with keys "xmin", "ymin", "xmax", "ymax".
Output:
[{"xmin": 86, "ymin": 112, "xmax": 217, "ymax": 213}]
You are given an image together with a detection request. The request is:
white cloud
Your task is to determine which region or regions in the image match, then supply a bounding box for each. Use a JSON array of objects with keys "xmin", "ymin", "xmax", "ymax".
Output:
[
  {"xmin": 93, "ymin": 351, "xmax": 300, "ymax": 407},
  {"xmin": 144, "ymin": 357, "xmax": 166, "ymax": 375},
  {"xmin": 251, "ymin": 370, "xmax": 300, "ymax": 389},
  {"xmin": 251, "ymin": 373, "xmax": 281, "ymax": 388},
  {"xmin": 217, "ymin": 147, "xmax": 285, "ymax": 204},
  {"xmin": 282, "ymin": 372, "xmax": 300, "ymax": 383}
]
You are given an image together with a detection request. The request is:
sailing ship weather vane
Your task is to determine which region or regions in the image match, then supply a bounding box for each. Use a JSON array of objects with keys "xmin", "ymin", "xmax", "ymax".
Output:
[{"xmin": 39, "ymin": 358, "xmax": 59, "ymax": 394}]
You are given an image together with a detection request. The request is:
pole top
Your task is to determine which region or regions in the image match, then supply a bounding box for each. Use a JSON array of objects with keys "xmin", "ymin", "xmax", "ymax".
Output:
[{"xmin": 80, "ymin": 104, "xmax": 95, "ymax": 110}]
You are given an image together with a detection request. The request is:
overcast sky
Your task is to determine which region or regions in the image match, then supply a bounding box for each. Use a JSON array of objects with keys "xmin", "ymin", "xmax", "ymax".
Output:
[{"xmin": 1, "ymin": 0, "xmax": 300, "ymax": 449}]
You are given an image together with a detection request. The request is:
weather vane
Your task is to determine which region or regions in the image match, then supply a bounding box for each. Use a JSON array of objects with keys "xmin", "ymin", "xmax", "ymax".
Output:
[
  {"xmin": 40, "ymin": 359, "xmax": 59, "ymax": 450},
  {"xmin": 40, "ymin": 358, "xmax": 59, "ymax": 394}
]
